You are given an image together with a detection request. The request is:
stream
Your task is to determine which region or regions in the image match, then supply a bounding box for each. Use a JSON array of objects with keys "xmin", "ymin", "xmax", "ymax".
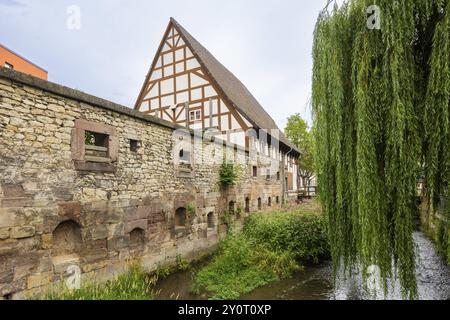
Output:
[{"xmin": 154, "ymin": 231, "xmax": 450, "ymax": 300}]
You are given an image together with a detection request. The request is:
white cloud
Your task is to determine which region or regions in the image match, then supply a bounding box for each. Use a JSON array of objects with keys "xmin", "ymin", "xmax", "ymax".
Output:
[{"xmin": 0, "ymin": 0, "xmax": 327, "ymax": 129}]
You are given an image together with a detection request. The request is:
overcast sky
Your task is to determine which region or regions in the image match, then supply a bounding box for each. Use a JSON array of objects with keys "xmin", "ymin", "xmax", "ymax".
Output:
[{"xmin": 0, "ymin": 0, "xmax": 341, "ymax": 129}]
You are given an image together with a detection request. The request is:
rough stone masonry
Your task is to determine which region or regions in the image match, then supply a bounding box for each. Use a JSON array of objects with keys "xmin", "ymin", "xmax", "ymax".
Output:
[{"xmin": 0, "ymin": 68, "xmax": 291, "ymax": 299}]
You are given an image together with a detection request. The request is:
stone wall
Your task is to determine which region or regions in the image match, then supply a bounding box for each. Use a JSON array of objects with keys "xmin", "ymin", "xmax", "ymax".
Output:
[
  {"xmin": 420, "ymin": 197, "xmax": 449, "ymax": 243},
  {"xmin": 0, "ymin": 69, "xmax": 287, "ymax": 299}
]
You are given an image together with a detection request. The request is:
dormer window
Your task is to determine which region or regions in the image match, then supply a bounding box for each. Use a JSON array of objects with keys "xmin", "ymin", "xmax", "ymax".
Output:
[{"xmin": 4, "ymin": 62, "xmax": 13, "ymax": 69}]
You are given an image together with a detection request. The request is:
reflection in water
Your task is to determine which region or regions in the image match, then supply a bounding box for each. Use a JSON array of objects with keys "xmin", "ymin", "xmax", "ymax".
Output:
[{"xmin": 155, "ymin": 232, "xmax": 450, "ymax": 300}]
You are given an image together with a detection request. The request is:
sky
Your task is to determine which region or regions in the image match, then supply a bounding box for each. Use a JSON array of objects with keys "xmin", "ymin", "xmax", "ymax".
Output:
[{"xmin": 0, "ymin": 0, "xmax": 342, "ymax": 130}]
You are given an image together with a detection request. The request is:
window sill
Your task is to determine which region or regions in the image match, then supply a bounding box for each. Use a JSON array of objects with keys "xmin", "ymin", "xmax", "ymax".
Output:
[
  {"xmin": 84, "ymin": 156, "xmax": 111, "ymax": 163},
  {"xmin": 74, "ymin": 160, "xmax": 116, "ymax": 173}
]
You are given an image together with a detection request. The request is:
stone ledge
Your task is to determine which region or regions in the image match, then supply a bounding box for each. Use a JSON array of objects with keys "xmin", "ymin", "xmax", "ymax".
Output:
[
  {"xmin": 73, "ymin": 161, "xmax": 117, "ymax": 173},
  {"xmin": 52, "ymin": 254, "xmax": 80, "ymax": 274}
]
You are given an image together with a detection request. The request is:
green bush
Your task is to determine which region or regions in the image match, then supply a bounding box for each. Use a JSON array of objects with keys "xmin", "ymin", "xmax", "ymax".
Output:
[
  {"xmin": 219, "ymin": 162, "xmax": 240, "ymax": 187},
  {"xmin": 244, "ymin": 212, "xmax": 329, "ymax": 263},
  {"xmin": 193, "ymin": 210, "xmax": 329, "ymax": 299}
]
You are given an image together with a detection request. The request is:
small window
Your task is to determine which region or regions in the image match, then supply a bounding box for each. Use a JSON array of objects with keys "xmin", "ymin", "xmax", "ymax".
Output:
[
  {"xmin": 189, "ymin": 110, "xmax": 202, "ymax": 121},
  {"xmin": 258, "ymin": 198, "xmax": 262, "ymax": 211},
  {"xmin": 276, "ymin": 196, "xmax": 280, "ymax": 204},
  {"xmin": 179, "ymin": 148, "xmax": 191, "ymax": 163},
  {"xmin": 266, "ymin": 169, "xmax": 271, "ymax": 180},
  {"xmin": 72, "ymin": 120, "xmax": 118, "ymax": 172},
  {"xmin": 253, "ymin": 166, "xmax": 258, "ymax": 177},
  {"xmin": 245, "ymin": 197, "xmax": 250, "ymax": 213},
  {"xmin": 130, "ymin": 139, "xmax": 141, "ymax": 152},
  {"xmin": 207, "ymin": 212, "xmax": 215, "ymax": 229},
  {"xmin": 268, "ymin": 197, "xmax": 272, "ymax": 207},
  {"xmin": 85, "ymin": 131, "xmax": 109, "ymax": 163},
  {"xmin": 277, "ymin": 171, "xmax": 280, "ymax": 181},
  {"xmin": 4, "ymin": 62, "xmax": 13, "ymax": 69}
]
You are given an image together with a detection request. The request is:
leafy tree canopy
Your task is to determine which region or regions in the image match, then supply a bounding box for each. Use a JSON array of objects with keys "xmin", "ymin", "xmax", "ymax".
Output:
[{"xmin": 285, "ymin": 114, "xmax": 315, "ymax": 179}]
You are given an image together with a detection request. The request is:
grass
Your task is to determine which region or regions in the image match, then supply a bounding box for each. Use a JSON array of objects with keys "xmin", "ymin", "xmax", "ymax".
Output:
[
  {"xmin": 36, "ymin": 265, "xmax": 156, "ymax": 300},
  {"xmin": 192, "ymin": 203, "xmax": 330, "ymax": 300}
]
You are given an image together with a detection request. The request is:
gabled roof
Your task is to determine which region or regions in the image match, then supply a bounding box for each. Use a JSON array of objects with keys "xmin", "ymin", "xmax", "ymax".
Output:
[{"xmin": 137, "ymin": 18, "xmax": 300, "ymax": 155}]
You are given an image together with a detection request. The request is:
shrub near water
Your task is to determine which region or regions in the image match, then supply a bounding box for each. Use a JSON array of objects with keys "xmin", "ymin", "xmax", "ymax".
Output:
[{"xmin": 193, "ymin": 210, "xmax": 329, "ymax": 299}]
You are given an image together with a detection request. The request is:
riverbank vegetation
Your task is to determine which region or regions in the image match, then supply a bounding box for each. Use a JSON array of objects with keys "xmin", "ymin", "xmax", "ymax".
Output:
[
  {"xmin": 36, "ymin": 265, "xmax": 156, "ymax": 300},
  {"xmin": 192, "ymin": 207, "xmax": 329, "ymax": 299}
]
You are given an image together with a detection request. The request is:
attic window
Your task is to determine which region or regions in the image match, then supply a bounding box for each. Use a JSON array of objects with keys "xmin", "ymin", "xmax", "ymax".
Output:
[
  {"xmin": 189, "ymin": 110, "xmax": 201, "ymax": 121},
  {"xmin": 130, "ymin": 139, "xmax": 141, "ymax": 152},
  {"xmin": 85, "ymin": 131, "xmax": 109, "ymax": 163},
  {"xmin": 4, "ymin": 62, "xmax": 13, "ymax": 69}
]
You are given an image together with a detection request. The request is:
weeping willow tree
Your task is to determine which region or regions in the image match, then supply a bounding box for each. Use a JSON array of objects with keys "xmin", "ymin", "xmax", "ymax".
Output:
[{"xmin": 312, "ymin": 0, "xmax": 449, "ymax": 299}]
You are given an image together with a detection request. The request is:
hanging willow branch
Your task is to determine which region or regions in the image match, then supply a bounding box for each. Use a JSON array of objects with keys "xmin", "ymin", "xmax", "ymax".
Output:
[{"xmin": 312, "ymin": 0, "xmax": 449, "ymax": 299}]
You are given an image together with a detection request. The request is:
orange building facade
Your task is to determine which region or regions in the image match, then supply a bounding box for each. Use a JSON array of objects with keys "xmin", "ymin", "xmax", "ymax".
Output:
[{"xmin": 0, "ymin": 44, "xmax": 48, "ymax": 80}]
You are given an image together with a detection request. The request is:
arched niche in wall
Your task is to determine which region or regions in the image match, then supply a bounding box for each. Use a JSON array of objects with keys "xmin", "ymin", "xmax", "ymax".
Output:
[
  {"xmin": 207, "ymin": 212, "xmax": 215, "ymax": 229},
  {"xmin": 52, "ymin": 220, "xmax": 82, "ymax": 257},
  {"xmin": 129, "ymin": 228, "xmax": 146, "ymax": 252},
  {"xmin": 175, "ymin": 207, "xmax": 187, "ymax": 229},
  {"xmin": 245, "ymin": 197, "xmax": 250, "ymax": 213},
  {"xmin": 228, "ymin": 201, "xmax": 235, "ymax": 214}
]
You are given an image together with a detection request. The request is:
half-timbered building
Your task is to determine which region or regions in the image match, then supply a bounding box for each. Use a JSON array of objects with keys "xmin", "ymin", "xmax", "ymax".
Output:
[{"xmin": 135, "ymin": 18, "xmax": 301, "ymax": 192}]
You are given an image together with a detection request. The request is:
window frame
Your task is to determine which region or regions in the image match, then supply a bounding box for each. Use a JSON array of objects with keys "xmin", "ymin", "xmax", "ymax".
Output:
[
  {"xmin": 71, "ymin": 119, "xmax": 118, "ymax": 173},
  {"xmin": 130, "ymin": 139, "xmax": 141, "ymax": 153},
  {"xmin": 189, "ymin": 109, "xmax": 202, "ymax": 122}
]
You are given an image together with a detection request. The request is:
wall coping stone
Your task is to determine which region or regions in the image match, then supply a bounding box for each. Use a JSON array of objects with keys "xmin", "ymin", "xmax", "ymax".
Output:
[{"xmin": 0, "ymin": 67, "xmax": 180, "ymax": 131}]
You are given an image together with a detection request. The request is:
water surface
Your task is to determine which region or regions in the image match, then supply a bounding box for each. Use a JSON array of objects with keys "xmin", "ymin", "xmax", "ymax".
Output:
[{"xmin": 155, "ymin": 232, "xmax": 450, "ymax": 300}]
